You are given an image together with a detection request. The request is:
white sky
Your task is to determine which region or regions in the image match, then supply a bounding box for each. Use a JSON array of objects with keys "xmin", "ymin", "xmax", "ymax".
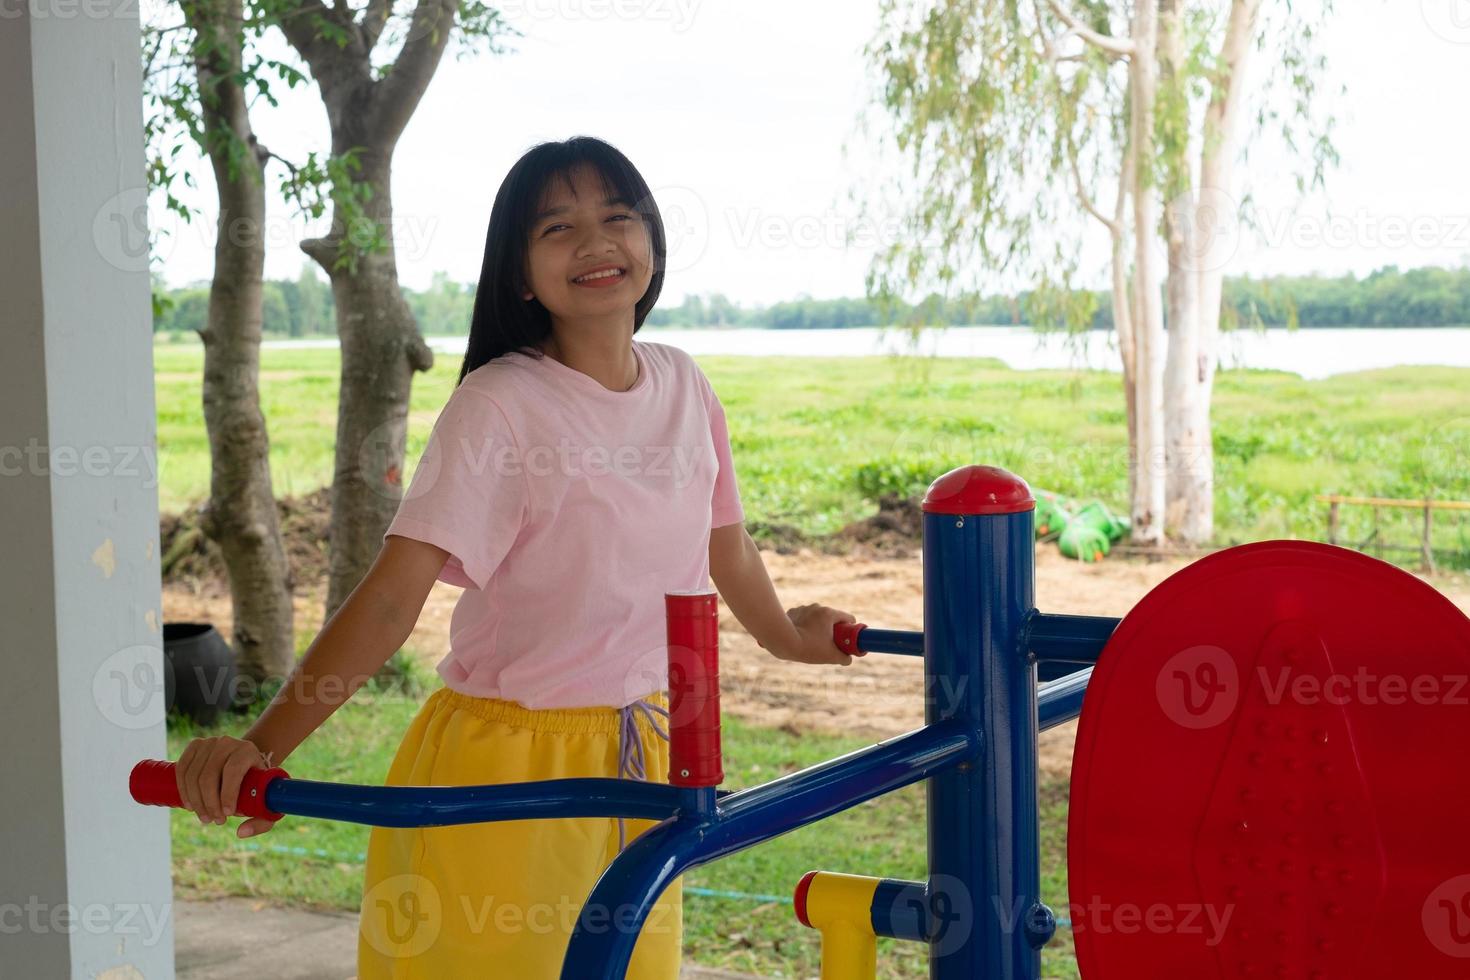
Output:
[{"xmin": 148, "ymin": 0, "xmax": 1470, "ymax": 306}]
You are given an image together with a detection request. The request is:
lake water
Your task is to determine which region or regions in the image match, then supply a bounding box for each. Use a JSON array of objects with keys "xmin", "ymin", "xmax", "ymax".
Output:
[{"xmin": 263, "ymin": 325, "xmax": 1470, "ymax": 381}]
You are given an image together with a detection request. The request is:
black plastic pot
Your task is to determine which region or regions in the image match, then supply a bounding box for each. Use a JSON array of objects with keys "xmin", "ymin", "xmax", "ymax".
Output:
[
  {"xmin": 163, "ymin": 649, "xmax": 176, "ymax": 714},
  {"xmin": 163, "ymin": 622, "xmax": 237, "ymax": 726}
]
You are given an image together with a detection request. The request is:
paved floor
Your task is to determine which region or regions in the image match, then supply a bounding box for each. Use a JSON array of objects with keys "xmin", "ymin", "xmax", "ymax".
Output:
[{"xmin": 176, "ymin": 897, "xmax": 767, "ymax": 979}]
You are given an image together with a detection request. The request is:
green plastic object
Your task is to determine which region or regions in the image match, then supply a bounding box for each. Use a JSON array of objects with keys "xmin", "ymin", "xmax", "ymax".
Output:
[
  {"xmin": 1034, "ymin": 490, "xmax": 1074, "ymax": 541},
  {"xmin": 1059, "ymin": 523, "xmax": 1111, "ymax": 562},
  {"xmin": 1034, "ymin": 490, "xmax": 1130, "ymax": 562},
  {"xmin": 1072, "ymin": 500, "xmax": 1130, "ymax": 541}
]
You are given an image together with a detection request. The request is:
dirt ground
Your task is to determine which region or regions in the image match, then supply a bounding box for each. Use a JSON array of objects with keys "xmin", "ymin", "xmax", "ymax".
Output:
[{"xmin": 161, "ymin": 542, "xmax": 1470, "ymax": 778}]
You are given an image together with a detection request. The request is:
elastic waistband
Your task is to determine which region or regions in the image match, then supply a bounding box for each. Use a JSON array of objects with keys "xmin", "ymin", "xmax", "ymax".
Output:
[{"xmin": 429, "ymin": 685, "xmax": 670, "ymax": 734}]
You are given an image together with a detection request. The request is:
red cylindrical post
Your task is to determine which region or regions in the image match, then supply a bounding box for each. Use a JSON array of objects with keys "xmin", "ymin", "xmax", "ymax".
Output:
[{"xmin": 665, "ymin": 590, "xmax": 723, "ymax": 787}]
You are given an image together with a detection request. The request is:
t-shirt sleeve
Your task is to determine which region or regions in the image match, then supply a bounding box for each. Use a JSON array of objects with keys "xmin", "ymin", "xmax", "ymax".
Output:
[
  {"xmin": 382, "ymin": 385, "xmax": 529, "ymax": 590},
  {"xmin": 701, "ymin": 374, "xmax": 746, "ymax": 530}
]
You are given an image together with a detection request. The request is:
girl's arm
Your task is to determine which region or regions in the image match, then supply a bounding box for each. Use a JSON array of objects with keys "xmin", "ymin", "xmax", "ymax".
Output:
[
  {"xmin": 709, "ymin": 523, "xmax": 858, "ymax": 666},
  {"xmin": 241, "ymin": 534, "xmax": 451, "ymax": 766}
]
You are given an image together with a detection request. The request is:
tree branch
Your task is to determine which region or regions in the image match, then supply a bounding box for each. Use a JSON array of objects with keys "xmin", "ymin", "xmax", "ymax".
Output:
[
  {"xmin": 1048, "ymin": 0, "xmax": 1135, "ymax": 58},
  {"xmin": 1201, "ymin": 0, "xmax": 1262, "ymax": 179},
  {"xmin": 1035, "ymin": 0, "xmax": 1124, "ymax": 237},
  {"xmin": 273, "ymin": 0, "xmax": 362, "ymax": 87},
  {"xmin": 370, "ymin": 0, "xmax": 457, "ymax": 141},
  {"xmin": 1069, "ymin": 141, "xmax": 1119, "ymax": 236},
  {"xmin": 1115, "ymin": 121, "xmax": 1134, "ymax": 229},
  {"xmin": 360, "ymin": 0, "xmax": 393, "ymax": 52},
  {"xmin": 262, "ymin": 147, "xmax": 301, "ymax": 179}
]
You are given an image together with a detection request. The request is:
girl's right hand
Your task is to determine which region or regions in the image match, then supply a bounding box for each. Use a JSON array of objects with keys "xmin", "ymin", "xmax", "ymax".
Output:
[{"xmin": 175, "ymin": 735, "xmax": 281, "ymax": 839}]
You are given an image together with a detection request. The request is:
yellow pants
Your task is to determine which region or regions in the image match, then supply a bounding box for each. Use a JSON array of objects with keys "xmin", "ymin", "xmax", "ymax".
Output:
[{"xmin": 356, "ymin": 686, "xmax": 683, "ymax": 979}]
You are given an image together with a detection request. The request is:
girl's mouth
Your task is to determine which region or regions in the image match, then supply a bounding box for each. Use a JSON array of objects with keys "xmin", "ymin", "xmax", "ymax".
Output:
[{"xmin": 572, "ymin": 268, "xmax": 626, "ymax": 288}]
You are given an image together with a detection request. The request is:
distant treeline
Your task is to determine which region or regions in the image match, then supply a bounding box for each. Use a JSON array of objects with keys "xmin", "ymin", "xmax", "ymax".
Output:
[{"xmin": 153, "ymin": 264, "xmax": 1470, "ymax": 338}]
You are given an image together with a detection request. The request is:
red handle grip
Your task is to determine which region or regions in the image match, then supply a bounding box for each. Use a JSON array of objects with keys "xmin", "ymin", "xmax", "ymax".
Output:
[
  {"xmin": 833, "ymin": 621, "xmax": 868, "ymax": 656},
  {"xmin": 666, "ymin": 591, "xmax": 723, "ymax": 788},
  {"xmin": 129, "ymin": 759, "xmax": 290, "ymax": 821},
  {"xmin": 756, "ymin": 620, "xmax": 869, "ymax": 656}
]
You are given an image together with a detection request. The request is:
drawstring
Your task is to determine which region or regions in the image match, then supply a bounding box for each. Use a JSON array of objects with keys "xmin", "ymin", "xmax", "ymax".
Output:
[{"xmin": 615, "ymin": 697, "xmax": 670, "ymax": 852}]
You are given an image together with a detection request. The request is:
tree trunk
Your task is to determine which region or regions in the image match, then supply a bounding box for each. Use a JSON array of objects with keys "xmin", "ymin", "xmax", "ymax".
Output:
[
  {"xmin": 1109, "ymin": 132, "xmax": 1138, "ymax": 527},
  {"xmin": 307, "ymin": 149, "xmax": 434, "ymax": 622},
  {"xmin": 1158, "ymin": 0, "xmax": 1208, "ymax": 544},
  {"xmin": 1083, "ymin": 167, "xmax": 1138, "ymax": 520},
  {"xmin": 1110, "ymin": 222, "xmax": 1139, "ymax": 524},
  {"xmin": 1162, "ymin": 274, "xmax": 1211, "ymax": 544},
  {"xmin": 1053, "ymin": 18, "xmax": 1138, "ymax": 532},
  {"xmin": 186, "ymin": 0, "xmax": 295, "ymax": 685},
  {"xmin": 1176, "ymin": 0, "xmax": 1263, "ymax": 546},
  {"xmin": 273, "ymin": 0, "xmax": 451, "ymax": 636},
  {"xmin": 1128, "ymin": 0, "xmax": 1166, "ymax": 547}
]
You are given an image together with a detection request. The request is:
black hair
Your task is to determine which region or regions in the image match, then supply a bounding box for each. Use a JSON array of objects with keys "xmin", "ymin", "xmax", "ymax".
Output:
[{"xmin": 457, "ymin": 136, "xmax": 667, "ymax": 385}]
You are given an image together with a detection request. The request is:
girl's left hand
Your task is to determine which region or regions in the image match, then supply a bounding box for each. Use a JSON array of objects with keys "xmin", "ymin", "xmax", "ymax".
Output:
[{"xmin": 763, "ymin": 603, "xmax": 865, "ymax": 666}]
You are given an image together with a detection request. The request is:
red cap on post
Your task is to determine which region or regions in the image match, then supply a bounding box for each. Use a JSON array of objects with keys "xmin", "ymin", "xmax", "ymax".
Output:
[
  {"xmin": 921, "ymin": 465, "xmax": 1035, "ymax": 515},
  {"xmin": 793, "ymin": 870, "xmax": 819, "ymax": 928}
]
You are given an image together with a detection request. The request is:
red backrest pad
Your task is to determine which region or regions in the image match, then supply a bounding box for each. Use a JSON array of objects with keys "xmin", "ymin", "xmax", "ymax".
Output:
[{"xmin": 1068, "ymin": 541, "xmax": 1470, "ymax": 978}]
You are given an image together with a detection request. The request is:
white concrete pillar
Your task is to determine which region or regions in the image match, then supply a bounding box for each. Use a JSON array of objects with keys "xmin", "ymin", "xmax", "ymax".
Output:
[{"xmin": 0, "ymin": 2, "xmax": 174, "ymax": 977}]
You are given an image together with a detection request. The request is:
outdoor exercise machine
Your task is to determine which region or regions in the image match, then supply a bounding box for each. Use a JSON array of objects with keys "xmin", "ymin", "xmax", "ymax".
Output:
[{"xmin": 131, "ymin": 464, "xmax": 1470, "ymax": 978}]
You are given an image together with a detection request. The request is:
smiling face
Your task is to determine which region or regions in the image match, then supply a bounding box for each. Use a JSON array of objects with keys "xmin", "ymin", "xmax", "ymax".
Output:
[{"xmin": 522, "ymin": 163, "xmax": 656, "ymax": 328}]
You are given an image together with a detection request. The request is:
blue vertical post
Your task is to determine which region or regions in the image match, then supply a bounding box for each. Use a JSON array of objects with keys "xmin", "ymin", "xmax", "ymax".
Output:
[{"xmin": 922, "ymin": 465, "xmax": 1053, "ymax": 979}]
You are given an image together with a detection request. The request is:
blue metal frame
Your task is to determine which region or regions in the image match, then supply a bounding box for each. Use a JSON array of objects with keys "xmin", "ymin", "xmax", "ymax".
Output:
[
  {"xmin": 236, "ymin": 467, "xmax": 1122, "ymax": 978},
  {"xmin": 924, "ymin": 505, "xmax": 1045, "ymax": 977}
]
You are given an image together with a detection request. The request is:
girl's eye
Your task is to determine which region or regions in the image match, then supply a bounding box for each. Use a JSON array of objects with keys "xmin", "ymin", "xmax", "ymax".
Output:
[{"xmin": 542, "ymin": 214, "xmax": 635, "ymax": 235}]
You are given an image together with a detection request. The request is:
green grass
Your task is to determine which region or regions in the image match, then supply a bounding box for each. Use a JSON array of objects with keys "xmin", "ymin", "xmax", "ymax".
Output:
[
  {"xmin": 153, "ymin": 344, "xmax": 1470, "ymax": 567},
  {"xmin": 167, "ymin": 689, "xmax": 1078, "ymax": 979}
]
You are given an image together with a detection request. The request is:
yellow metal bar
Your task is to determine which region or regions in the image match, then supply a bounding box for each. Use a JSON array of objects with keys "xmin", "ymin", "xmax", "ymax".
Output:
[
  {"xmin": 820, "ymin": 920, "xmax": 879, "ymax": 980},
  {"xmin": 794, "ymin": 871, "xmax": 882, "ymax": 980}
]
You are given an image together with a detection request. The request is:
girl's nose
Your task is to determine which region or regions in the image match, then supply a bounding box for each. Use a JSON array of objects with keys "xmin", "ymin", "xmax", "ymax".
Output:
[{"xmin": 576, "ymin": 232, "xmax": 618, "ymax": 256}]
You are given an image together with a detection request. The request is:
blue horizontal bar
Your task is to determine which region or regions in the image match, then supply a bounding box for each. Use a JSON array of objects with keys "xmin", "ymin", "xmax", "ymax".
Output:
[
  {"xmin": 266, "ymin": 776, "xmax": 686, "ymax": 828},
  {"xmin": 854, "ymin": 627, "xmax": 925, "ymax": 657},
  {"xmin": 871, "ymin": 878, "xmax": 928, "ymax": 941},
  {"xmin": 703, "ymin": 719, "xmax": 979, "ymax": 855},
  {"xmin": 1037, "ymin": 661, "xmax": 1091, "ymax": 683},
  {"xmin": 1038, "ymin": 668, "xmax": 1092, "ymax": 731},
  {"xmin": 1024, "ymin": 612, "xmax": 1120, "ymax": 665},
  {"xmin": 867, "ymin": 880, "xmax": 1077, "ymax": 941}
]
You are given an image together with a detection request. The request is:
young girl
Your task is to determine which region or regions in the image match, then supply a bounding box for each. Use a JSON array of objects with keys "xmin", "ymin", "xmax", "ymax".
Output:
[{"xmin": 171, "ymin": 135, "xmax": 859, "ymax": 979}]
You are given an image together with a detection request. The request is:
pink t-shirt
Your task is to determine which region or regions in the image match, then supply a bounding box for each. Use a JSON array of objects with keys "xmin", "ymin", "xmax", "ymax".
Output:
[{"xmin": 383, "ymin": 339, "xmax": 745, "ymax": 709}]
